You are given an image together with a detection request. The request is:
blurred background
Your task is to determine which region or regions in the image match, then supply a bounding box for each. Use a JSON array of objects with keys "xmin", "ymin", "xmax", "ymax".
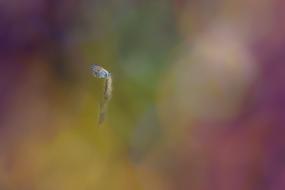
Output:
[{"xmin": 0, "ymin": 0, "xmax": 285, "ymax": 189}]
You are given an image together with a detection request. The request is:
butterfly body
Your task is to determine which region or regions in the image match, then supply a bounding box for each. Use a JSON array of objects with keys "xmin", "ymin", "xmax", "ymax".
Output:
[{"xmin": 91, "ymin": 64, "xmax": 111, "ymax": 79}]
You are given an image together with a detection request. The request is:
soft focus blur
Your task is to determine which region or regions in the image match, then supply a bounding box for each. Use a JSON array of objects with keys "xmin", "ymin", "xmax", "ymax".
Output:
[{"xmin": 1, "ymin": 0, "xmax": 285, "ymax": 189}]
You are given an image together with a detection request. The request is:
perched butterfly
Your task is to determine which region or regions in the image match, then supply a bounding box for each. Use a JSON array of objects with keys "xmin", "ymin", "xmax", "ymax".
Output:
[
  {"xmin": 91, "ymin": 64, "xmax": 112, "ymax": 126},
  {"xmin": 91, "ymin": 64, "xmax": 112, "ymax": 79}
]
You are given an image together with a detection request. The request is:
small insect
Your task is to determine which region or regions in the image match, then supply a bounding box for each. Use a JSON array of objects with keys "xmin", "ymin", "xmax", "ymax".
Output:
[
  {"xmin": 91, "ymin": 64, "xmax": 112, "ymax": 126},
  {"xmin": 91, "ymin": 64, "xmax": 112, "ymax": 79}
]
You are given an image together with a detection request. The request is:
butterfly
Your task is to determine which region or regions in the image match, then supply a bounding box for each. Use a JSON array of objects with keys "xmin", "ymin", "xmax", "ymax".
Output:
[{"xmin": 91, "ymin": 64, "xmax": 112, "ymax": 79}]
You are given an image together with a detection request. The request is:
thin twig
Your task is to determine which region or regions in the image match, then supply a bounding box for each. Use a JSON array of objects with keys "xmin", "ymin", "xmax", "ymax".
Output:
[{"xmin": 98, "ymin": 76, "xmax": 112, "ymax": 125}]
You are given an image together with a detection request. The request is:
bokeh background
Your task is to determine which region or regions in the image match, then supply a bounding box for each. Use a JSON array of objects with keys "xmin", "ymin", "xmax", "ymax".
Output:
[{"xmin": 1, "ymin": 0, "xmax": 285, "ymax": 189}]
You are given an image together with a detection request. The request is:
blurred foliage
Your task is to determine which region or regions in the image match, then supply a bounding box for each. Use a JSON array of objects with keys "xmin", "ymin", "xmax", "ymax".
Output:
[{"xmin": 0, "ymin": 0, "xmax": 285, "ymax": 190}]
